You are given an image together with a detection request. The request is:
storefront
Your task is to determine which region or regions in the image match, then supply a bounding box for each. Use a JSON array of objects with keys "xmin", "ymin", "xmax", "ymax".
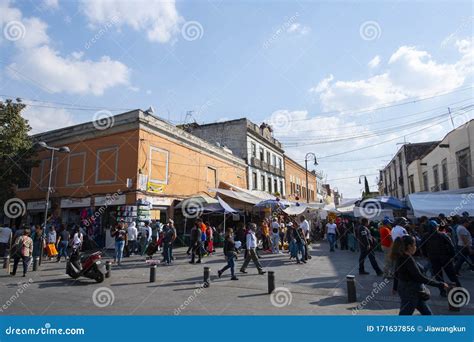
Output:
[
  {"xmin": 26, "ymin": 200, "xmax": 50, "ymax": 226},
  {"xmin": 60, "ymin": 197, "xmax": 92, "ymax": 227},
  {"xmin": 94, "ymin": 193, "xmax": 127, "ymax": 249}
]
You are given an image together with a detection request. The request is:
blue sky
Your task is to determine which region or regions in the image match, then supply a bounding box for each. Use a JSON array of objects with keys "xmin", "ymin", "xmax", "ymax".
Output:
[{"xmin": 1, "ymin": 0, "xmax": 473, "ymax": 197}]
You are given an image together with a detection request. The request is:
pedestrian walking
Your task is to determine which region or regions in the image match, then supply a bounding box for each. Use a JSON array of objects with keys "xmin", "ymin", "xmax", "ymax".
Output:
[
  {"xmin": 454, "ymin": 217, "xmax": 474, "ymax": 274},
  {"xmin": 56, "ymin": 225, "xmax": 70, "ymax": 262},
  {"xmin": 162, "ymin": 220, "xmax": 176, "ymax": 265},
  {"xmin": 218, "ymin": 228, "xmax": 239, "ymax": 280},
  {"xmin": 189, "ymin": 221, "xmax": 202, "ymax": 264},
  {"xmin": 240, "ymin": 224, "xmax": 266, "ymax": 275},
  {"xmin": 0, "ymin": 225, "xmax": 12, "ymax": 258},
  {"xmin": 126, "ymin": 222, "xmax": 138, "ymax": 256},
  {"xmin": 358, "ymin": 218, "xmax": 383, "ymax": 276},
  {"xmin": 391, "ymin": 217, "xmax": 409, "ymax": 241},
  {"xmin": 112, "ymin": 222, "xmax": 127, "ymax": 265},
  {"xmin": 391, "ymin": 235, "xmax": 448, "ymax": 315},
  {"xmin": 139, "ymin": 221, "xmax": 152, "ymax": 256},
  {"xmin": 421, "ymin": 220, "xmax": 460, "ymax": 297},
  {"xmin": 379, "ymin": 217, "xmax": 394, "ymax": 278},
  {"xmin": 325, "ymin": 219, "xmax": 338, "ymax": 252},
  {"xmin": 270, "ymin": 218, "xmax": 280, "ymax": 254},
  {"xmin": 10, "ymin": 228, "xmax": 33, "ymax": 277}
]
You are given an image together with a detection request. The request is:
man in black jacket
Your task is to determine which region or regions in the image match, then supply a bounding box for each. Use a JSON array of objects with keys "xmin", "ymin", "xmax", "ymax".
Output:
[
  {"xmin": 358, "ymin": 218, "xmax": 383, "ymax": 276},
  {"xmin": 189, "ymin": 221, "xmax": 202, "ymax": 264},
  {"xmin": 421, "ymin": 220, "xmax": 460, "ymax": 297}
]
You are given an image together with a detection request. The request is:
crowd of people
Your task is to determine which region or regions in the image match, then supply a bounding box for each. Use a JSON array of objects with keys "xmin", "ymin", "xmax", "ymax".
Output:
[{"xmin": 1, "ymin": 209, "xmax": 472, "ymax": 315}]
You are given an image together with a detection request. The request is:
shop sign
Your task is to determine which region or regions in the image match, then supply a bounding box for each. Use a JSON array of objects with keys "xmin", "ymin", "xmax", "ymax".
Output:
[
  {"xmin": 147, "ymin": 181, "xmax": 166, "ymax": 194},
  {"xmin": 26, "ymin": 200, "xmax": 50, "ymax": 211},
  {"xmin": 60, "ymin": 198, "xmax": 91, "ymax": 208},
  {"xmin": 94, "ymin": 194, "xmax": 126, "ymax": 206},
  {"xmin": 145, "ymin": 196, "xmax": 173, "ymax": 206}
]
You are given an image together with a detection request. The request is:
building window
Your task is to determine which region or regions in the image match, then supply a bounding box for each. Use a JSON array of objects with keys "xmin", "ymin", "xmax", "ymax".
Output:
[
  {"xmin": 267, "ymin": 177, "xmax": 272, "ymax": 193},
  {"xmin": 422, "ymin": 171, "xmax": 428, "ymax": 192},
  {"xmin": 259, "ymin": 147, "xmax": 264, "ymax": 160},
  {"xmin": 261, "ymin": 175, "xmax": 265, "ymax": 191},
  {"xmin": 432, "ymin": 165, "xmax": 439, "ymax": 191},
  {"xmin": 272, "ymin": 154, "xmax": 276, "ymax": 166},
  {"xmin": 441, "ymin": 158, "xmax": 448, "ymax": 190},
  {"xmin": 149, "ymin": 146, "xmax": 169, "ymax": 184},
  {"xmin": 278, "ymin": 158, "xmax": 282, "ymax": 170},
  {"xmin": 95, "ymin": 146, "xmax": 119, "ymax": 184},
  {"xmin": 456, "ymin": 148, "xmax": 472, "ymax": 188},
  {"xmin": 17, "ymin": 167, "xmax": 32, "ymax": 189},
  {"xmin": 280, "ymin": 180, "xmax": 283, "ymax": 195},
  {"xmin": 251, "ymin": 142, "xmax": 256, "ymax": 158},
  {"xmin": 274, "ymin": 179, "xmax": 278, "ymax": 193},
  {"xmin": 408, "ymin": 175, "xmax": 415, "ymax": 194},
  {"xmin": 266, "ymin": 151, "xmax": 271, "ymax": 163},
  {"xmin": 252, "ymin": 172, "xmax": 258, "ymax": 190},
  {"xmin": 66, "ymin": 152, "xmax": 86, "ymax": 186},
  {"xmin": 206, "ymin": 166, "xmax": 217, "ymax": 188}
]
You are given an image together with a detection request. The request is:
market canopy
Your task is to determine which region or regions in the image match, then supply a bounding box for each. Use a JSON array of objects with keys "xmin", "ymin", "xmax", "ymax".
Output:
[
  {"xmin": 174, "ymin": 194, "xmax": 218, "ymax": 209},
  {"xmin": 407, "ymin": 193, "xmax": 474, "ymax": 217}
]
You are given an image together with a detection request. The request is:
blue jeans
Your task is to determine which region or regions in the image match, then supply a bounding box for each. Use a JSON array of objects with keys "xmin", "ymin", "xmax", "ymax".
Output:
[
  {"xmin": 296, "ymin": 241, "xmax": 305, "ymax": 261},
  {"xmin": 163, "ymin": 242, "xmax": 172, "ymax": 264},
  {"xmin": 220, "ymin": 254, "xmax": 236, "ymax": 277},
  {"xmin": 327, "ymin": 233, "xmax": 336, "ymax": 251},
  {"xmin": 115, "ymin": 240, "xmax": 125, "ymax": 263},
  {"xmin": 57, "ymin": 241, "xmax": 69, "ymax": 260}
]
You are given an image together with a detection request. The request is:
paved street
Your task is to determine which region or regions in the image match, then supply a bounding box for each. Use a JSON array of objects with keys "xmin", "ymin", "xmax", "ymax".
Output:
[{"xmin": 1, "ymin": 242, "xmax": 472, "ymax": 316}]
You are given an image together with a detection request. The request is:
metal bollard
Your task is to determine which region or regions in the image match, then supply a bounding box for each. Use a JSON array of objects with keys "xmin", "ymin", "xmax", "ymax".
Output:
[
  {"xmin": 105, "ymin": 261, "xmax": 111, "ymax": 278},
  {"xmin": 203, "ymin": 267, "xmax": 210, "ymax": 288},
  {"xmin": 448, "ymin": 287, "xmax": 460, "ymax": 312},
  {"xmin": 32, "ymin": 257, "xmax": 39, "ymax": 271},
  {"xmin": 346, "ymin": 275, "xmax": 357, "ymax": 303},
  {"xmin": 3, "ymin": 256, "xmax": 9, "ymax": 269},
  {"xmin": 268, "ymin": 271, "xmax": 275, "ymax": 294},
  {"xmin": 149, "ymin": 264, "xmax": 157, "ymax": 283}
]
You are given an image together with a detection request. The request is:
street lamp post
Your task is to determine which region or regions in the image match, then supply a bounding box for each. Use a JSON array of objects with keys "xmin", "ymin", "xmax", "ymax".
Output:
[
  {"xmin": 37, "ymin": 142, "xmax": 70, "ymax": 265},
  {"xmin": 304, "ymin": 152, "xmax": 318, "ymax": 203}
]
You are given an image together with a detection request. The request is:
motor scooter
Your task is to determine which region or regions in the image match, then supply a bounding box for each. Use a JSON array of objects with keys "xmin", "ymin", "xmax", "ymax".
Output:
[{"xmin": 66, "ymin": 247, "xmax": 106, "ymax": 283}]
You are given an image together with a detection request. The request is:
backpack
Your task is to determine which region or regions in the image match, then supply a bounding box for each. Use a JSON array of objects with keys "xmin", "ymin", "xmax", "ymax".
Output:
[{"xmin": 10, "ymin": 236, "xmax": 24, "ymax": 258}]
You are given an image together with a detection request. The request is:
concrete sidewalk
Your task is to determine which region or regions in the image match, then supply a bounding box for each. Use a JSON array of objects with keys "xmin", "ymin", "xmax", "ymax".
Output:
[{"xmin": 0, "ymin": 242, "xmax": 472, "ymax": 315}]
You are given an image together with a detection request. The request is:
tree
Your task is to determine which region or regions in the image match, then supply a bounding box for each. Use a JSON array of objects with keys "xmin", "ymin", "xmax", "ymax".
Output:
[{"xmin": 0, "ymin": 99, "xmax": 39, "ymax": 206}]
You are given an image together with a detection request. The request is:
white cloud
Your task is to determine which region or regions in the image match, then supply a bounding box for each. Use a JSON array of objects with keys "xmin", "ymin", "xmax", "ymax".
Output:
[
  {"xmin": 311, "ymin": 44, "xmax": 473, "ymax": 112},
  {"xmin": 41, "ymin": 0, "xmax": 59, "ymax": 9},
  {"xmin": 2, "ymin": 0, "xmax": 130, "ymax": 96},
  {"xmin": 9, "ymin": 46, "xmax": 130, "ymax": 96},
  {"xmin": 287, "ymin": 23, "xmax": 310, "ymax": 35},
  {"xmin": 23, "ymin": 106, "xmax": 76, "ymax": 134},
  {"xmin": 368, "ymin": 55, "xmax": 381, "ymax": 68},
  {"xmin": 79, "ymin": 0, "xmax": 182, "ymax": 43}
]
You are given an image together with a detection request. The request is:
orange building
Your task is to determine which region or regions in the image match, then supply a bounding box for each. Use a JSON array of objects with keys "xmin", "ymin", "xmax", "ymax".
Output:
[
  {"xmin": 13, "ymin": 110, "xmax": 247, "ymax": 236},
  {"xmin": 284, "ymin": 156, "xmax": 318, "ymax": 202}
]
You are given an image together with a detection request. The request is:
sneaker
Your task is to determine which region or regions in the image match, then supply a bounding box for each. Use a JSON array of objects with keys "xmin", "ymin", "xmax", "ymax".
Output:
[
  {"xmin": 258, "ymin": 271, "xmax": 266, "ymax": 275},
  {"xmin": 218, "ymin": 270, "xmax": 222, "ymax": 278},
  {"xmin": 196, "ymin": 260, "xmax": 202, "ymax": 264},
  {"xmin": 189, "ymin": 261, "xmax": 195, "ymax": 264},
  {"xmin": 302, "ymin": 260, "xmax": 307, "ymax": 264},
  {"xmin": 240, "ymin": 269, "xmax": 247, "ymax": 274},
  {"xmin": 231, "ymin": 276, "xmax": 239, "ymax": 280}
]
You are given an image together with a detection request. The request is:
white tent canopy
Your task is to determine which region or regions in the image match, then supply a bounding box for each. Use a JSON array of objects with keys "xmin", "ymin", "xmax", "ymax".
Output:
[
  {"xmin": 353, "ymin": 207, "xmax": 394, "ymax": 221},
  {"xmin": 407, "ymin": 192, "xmax": 474, "ymax": 217}
]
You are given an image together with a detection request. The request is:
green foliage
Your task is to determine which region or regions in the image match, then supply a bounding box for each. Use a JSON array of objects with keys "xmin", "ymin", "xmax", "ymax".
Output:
[{"xmin": 0, "ymin": 99, "xmax": 39, "ymax": 205}]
